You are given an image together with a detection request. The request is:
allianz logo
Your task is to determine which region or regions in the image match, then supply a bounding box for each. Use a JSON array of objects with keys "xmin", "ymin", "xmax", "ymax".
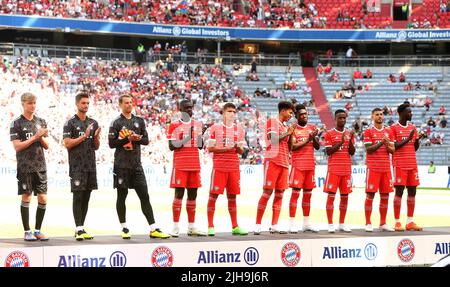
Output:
[
  {"xmin": 57, "ymin": 251, "xmax": 126, "ymax": 267},
  {"xmin": 323, "ymin": 243, "xmax": 377, "ymax": 260}
]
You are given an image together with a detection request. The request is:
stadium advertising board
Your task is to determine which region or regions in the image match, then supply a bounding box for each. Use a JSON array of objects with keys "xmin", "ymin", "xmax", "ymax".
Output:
[{"xmin": 1, "ymin": 15, "xmax": 450, "ymax": 42}]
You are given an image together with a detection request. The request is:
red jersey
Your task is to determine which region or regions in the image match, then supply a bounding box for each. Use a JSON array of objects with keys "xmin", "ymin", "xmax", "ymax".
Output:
[
  {"xmin": 167, "ymin": 119, "xmax": 202, "ymax": 171},
  {"xmin": 324, "ymin": 128, "xmax": 354, "ymax": 176},
  {"xmin": 209, "ymin": 123, "xmax": 246, "ymax": 172},
  {"xmin": 363, "ymin": 125, "xmax": 394, "ymax": 172},
  {"xmin": 264, "ymin": 118, "xmax": 290, "ymax": 168},
  {"xmin": 291, "ymin": 124, "xmax": 317, "ymax": 170},
  {"xmin": 390, "ymin": 122, "xmax": 418, "ymax": 170}
]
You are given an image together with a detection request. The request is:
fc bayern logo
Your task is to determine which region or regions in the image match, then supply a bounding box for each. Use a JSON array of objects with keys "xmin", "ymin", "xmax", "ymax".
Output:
[
  {"xmin": 397, "ymin": 239, "xmax": 415, "ymax": 262},
  {"xmin": 5, "ymin": 251, "xmax": 30, "ymax": 267},
  {"xmin": 151, "ymin": 246, "xmax": 173, "ymax": 267},
  {"xmin": 281, "ymin": 242, "xmax": 301, "ymax": 267}
]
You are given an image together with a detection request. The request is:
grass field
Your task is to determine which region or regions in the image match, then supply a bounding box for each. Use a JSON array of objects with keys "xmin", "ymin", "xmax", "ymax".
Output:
[{"xmin": 1, "ymin": 185, "xmax": 449, "ymax": 239}]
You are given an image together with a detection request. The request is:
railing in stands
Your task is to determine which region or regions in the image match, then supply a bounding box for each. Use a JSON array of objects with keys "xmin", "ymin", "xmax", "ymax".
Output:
[{"xmin": 317, "ymin": 55, "xmax": 450, "ymax": 67}]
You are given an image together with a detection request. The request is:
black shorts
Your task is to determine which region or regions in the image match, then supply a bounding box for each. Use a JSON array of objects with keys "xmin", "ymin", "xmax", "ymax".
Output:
[
  {"xmin": 17, "ymin": 171, "xmax": 47, "ymax": 196},
  {"xmin": 70, "ymin": 171, "xmax": 98, "ymax": 192},
  {"xmin": 113, "ymin": 166, "xmax": 147, "ymax": 189}
]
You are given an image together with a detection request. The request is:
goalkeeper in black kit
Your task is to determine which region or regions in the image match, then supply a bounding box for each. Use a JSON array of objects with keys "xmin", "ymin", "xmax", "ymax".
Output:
[{"xmin": 108, "ymin": 94, "xmax": 169, "ymax": 239}]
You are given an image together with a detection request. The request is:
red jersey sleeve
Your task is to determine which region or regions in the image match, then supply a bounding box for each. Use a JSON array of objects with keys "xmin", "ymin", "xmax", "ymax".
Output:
[
  {"xmin": 167, "ymin": 122, "xmax": 177, "ymax": 140},
  {"xmin": 363, "ymin": 128, "xmax": 372, "ymax": 144},
  {"xmin": 324, "ymin": 131, "xmax": 332, "ymax": 147}
]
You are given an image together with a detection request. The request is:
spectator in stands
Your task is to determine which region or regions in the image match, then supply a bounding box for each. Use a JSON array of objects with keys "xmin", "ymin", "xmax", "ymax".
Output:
[
  {"xmin": 254, "ymin": 88, "xmax": 262, "ymax": 97},
  {"xmin": 166, "ymin": 53, "xmax": 174, "ymax": 72},
  {"xmin": 422, "ymin": 18, "xmax": 431, "ymax": 29},
  {"xmin": 364, "ymin": 69, "xmax": 373, "ymax": 79},
  {"xmin": 154, "ymin": 41, "xmax": 161, "ymax": 60},
  {"xmin": 346, "ymin": 46, "xmax": 355, "ymax": 58},
  {"xmin": 440, "ymin": 116, "xmax": 447, "ymax": 128},
  {"xmin": 283, "ymin": 80, "xmax": 290, "ymax": 90},
  {"xmin": 428, "ymin": 161, "xmax": 436, "ymax": 174},
  {"xmin": 233, "ymin": 63, "xmax": 243, "ymax": 71},
  {"xmin": 289, "ymin": 78, "xmax": 297, "ymax": 90},
  {"xmin": 250, "ymin": 56, "xmax": 257, "ymax": 73},
  {"xmin": 180, "ymin": 41, "xmax": 188, "ymax": 63},
  {"xmin": 362, "ymin": 0, "xmax": 368, "ymax": 15},
  {"xmin": 337, "ymin": 9, "xmax": 344, "ymax": 21},
  {"xmin": 439, "ymin": 105, "xmax": 447, "ymax": 115},
  {"xmin": 399, "ymin": 72, "xmax": 406, "ymax": 83},
  {"xmin": 136, "ymin": 43, "xmax": 145, "ymax": 65},
  {"xmin": 147, "ymin": 47, "xmax": 154, "ymax": 62},
  {"xmin": 271, "ymin": 88, "xmax": 283, "ymax": 99},
  {"xmin": 317, "ymin": 63, "xmax": 324, "ymax": 75},
  {"xmin": 411, "ymin": 19, "xmax": 420, "ymax": 29},
  {"xmin": 425, "ymin": 96, "xmax": 433, "ymax": 111},
  {"xmin": 324, "ymin": 63, "xmax": 333, "ymax": 74},
  {"xmin": 328, "ymin": 71, "xmax": 340, "ymax": 82},
  {"xmin": 387, "ymin": 117, "xmax": 394, "ymax": 126},
  {"xmin": 440, "ymin": 2, "xmax": 447, "ymax": 12},
  {"xmin": 326, "ymin": 49, "xmax": 334, "ymax": 59},
  {"xmin": 404, "ymin": 82, "xmax": 413, "ymax": 91},
  {"xmin": 427, "ymin": 117, "xmax": 436, "ymax": 128},
  {"xmin": 345, "ymin": 101, "xmax": 353, "ymax": 111},
  {"xmin": 427, "ymin": 81, "xmax": 437, "ymax": 93},
  {"xmin": 414, "ymin": 81, "xmax": 422, "ymax": 90},
  {"xmin": 353, "ymin": 68, "xmax": 363, "ymax": 79},
  {"xmin": 388, "ymin": 73, "xmax": 397, "ymax": 83}
]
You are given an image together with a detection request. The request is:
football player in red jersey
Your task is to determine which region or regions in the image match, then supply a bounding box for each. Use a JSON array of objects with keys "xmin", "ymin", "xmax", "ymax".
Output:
[
  {"xmin": 323, "ymin": 109, "xmax": 355, "ymax": 233},
  {"xmin": 288, "ymin": 104, "xmax": 320, "ymax": 233},
  {"xmin": 167, "ymin": 100, "xmax": 207, "ymax": 237},
  {"xmin": 206, "ymin": 102, "xmax": 248, "ymax": 236},
  {"xmin": 363, "ymin": 108, "xmax": 395, "ymax": 232},
  {"xmin": 390, "ymin": 103, "xmax": 424, "ymax": 231},
  {"xmin": 254, "ymin": 101, "xmax": 296, "ymax": 235}
]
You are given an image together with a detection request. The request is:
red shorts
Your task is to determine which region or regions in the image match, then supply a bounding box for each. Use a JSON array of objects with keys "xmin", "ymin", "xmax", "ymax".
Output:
[
  {"xmin": 393, "ymin": 167, "xmax": 420, "ymax": 187},
  {"xmin": 170, "ymin": 169, "xmax": 201, "ymax": 188},
  {"xmin": 365, "ymin": 169, "xmax": 393, "ymax": 193},
  {"xmin": 323, "ymin": 172, "xmax": 352, "ymax": 194},
  {"xmin": 209, "ymin": 169, "xmax": 240, "ymax": 195},
  {"xmin": 289, "ymin": 168, "xmax": 316, "ymax": 190},
  {"xmin": 263, "ymin": 161, "xmax": 289, "ymax": 190}
]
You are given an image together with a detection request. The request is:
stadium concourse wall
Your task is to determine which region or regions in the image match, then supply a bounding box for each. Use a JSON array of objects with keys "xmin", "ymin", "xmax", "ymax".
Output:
[
  {"xmin": 0, "ymin": 164, "xmax": 448, "ymax": 190},
  {"xmin": 1, "ymin": 14, "xmax": 450, "ymax": 42},
  {"xmin": 1, "ymin": 234, "xmax": 450, "ymax": 267}
]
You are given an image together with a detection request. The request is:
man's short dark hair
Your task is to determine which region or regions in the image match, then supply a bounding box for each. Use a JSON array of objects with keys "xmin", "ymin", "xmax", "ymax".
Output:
[
  {"xmin": 371, "ymin": 107, "xmax": 383, "ymax": 114},
  {"xmin": 119, "ymin": 94, "xmax": 132, "ymax": 104},
  {"xmin": 295, "ymin": 104, "xmax": 307, "ymax": 114},
  {"xmin": 179, "ymin": 99, "xmax": 192, "ymax": 109},
  {"xmin": 75, "ymin": 92, "xmax": 89, "ymax": 103},
  {"xmin": 278, "ymin": 101, "xmax": 295, "ymax": 112},
  {"xmin": 397, "ymin": 103, "xmax": 410, "ymax": 114},
  {"xmin": 335, "ymin": 109, "xmax": 347, "ymax": 117},
  {"xmin": 223, "ymin": 102, "xmax": 237, "ymax": 111}
]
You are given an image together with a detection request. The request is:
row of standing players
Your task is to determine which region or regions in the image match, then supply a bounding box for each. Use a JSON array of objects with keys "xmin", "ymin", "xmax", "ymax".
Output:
[{"xmin": 9, "ymin": 92, "xmax": 423, "ymax": 241}]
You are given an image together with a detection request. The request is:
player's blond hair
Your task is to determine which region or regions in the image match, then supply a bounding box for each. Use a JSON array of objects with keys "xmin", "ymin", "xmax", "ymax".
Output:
[{"xmin": 21, "ymin": 92, "xmax": 36, "ymax": 103}]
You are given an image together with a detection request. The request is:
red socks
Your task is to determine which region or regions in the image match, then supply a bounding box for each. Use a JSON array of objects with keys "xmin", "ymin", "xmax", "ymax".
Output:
[
  {"xmin": 364, "ymin": 196, "xmax": 373, "ymax": 225},
  {"xmin": 326, "ymin": 194, "xmax": 335, "ymax": 224},
  {"xmin": 379, "ymin": 195, "xmax": 389, "ymax": 226},
  {"xmin": 302, "ymin": 191, "xmax": 312, "ymax": 217},
  {"xmin": 207, "ymin": 195, "xmax": 218, "ymax": 228},
  {"xmin": 394, "ymin": 195, "xmax": 402, "ymax": 220},
  {"xmin": 186, "ymin": 199, "xmax": 196, "ymax": 223},
  {"xmin": 227, "ymin": 195, "xmax": 238, "ymax": 228},
  {"xmin": 272, "ymin": 192, "xmax": 284, "ymax": 225},
  {"xmin": 289, "ymin": 190, "xmax": 300, "ymax": 218},
  {"xmin": 256, "ymin": 191, "xmax": 272, "ymax": 224},
  {"xmin": 172, "ymin": 198, "xmax": 182, "ymax": 223},
  {"xmin": 339, "ymin": 196, "xmax": 348, "ymax": 224},
  {"xmin": 407, "ymin": 196, "xmax": 415, "ymax": 218}
]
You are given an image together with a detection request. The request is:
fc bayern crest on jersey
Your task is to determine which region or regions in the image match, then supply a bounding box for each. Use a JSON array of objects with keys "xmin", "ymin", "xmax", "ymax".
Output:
[
  {"xmin": 151, "ymin": 246, "xmax": 173, "ymax": 267},
  {"xmin": 397, "ymin": 239, "xmax": 415, "ymax": 262},
  {"xmin": 5, "ymin": 251, "xmax": 30, "ymax": 267},
  {"xmin": 134, "ymin": 122, "xmax": 139, "ymax": 128},
  {"xmin": 281, "ymin": 242, "xmax": 301, "ymax": 267}
]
